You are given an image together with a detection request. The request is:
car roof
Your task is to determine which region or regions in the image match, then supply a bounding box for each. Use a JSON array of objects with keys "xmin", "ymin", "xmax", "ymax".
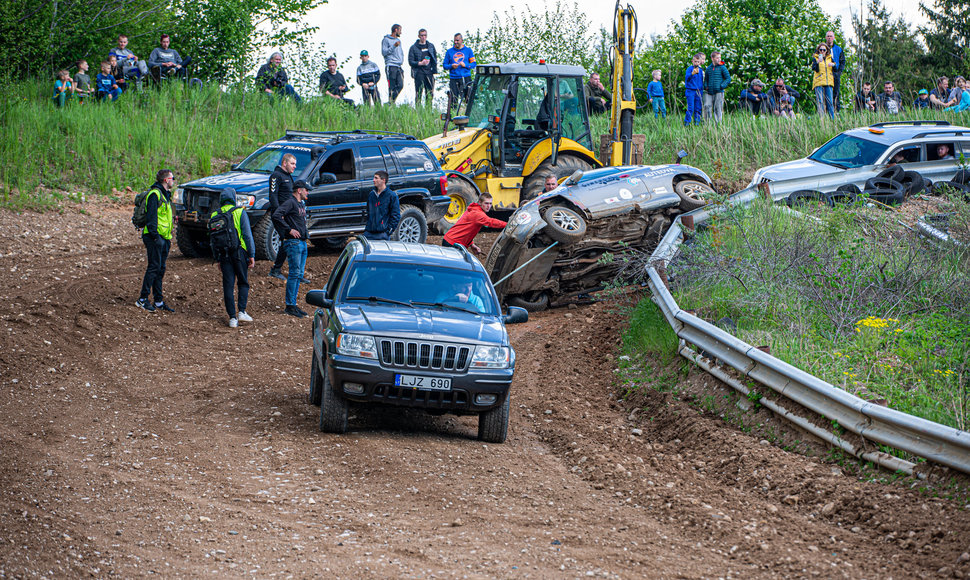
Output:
[
  {"xmin": 349, "ymin": 240, "xmax": 485, "ymax": 272},
  {"xmin": 266, "ymin": 130, "xmax": 420, "ymax": 149},
  {"xmin": 842, "ymin": 121, "xmax": 970, "ymax": 145},
  {"xmin": 476, "ymin": 62, "xmax": 586, "ymax": 77}
]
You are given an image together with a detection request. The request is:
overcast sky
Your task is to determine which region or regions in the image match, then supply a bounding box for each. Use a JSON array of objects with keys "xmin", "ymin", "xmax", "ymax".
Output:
[{"xmin": 300, "ymin": 0, "xmax": 928, "ymax": 104}]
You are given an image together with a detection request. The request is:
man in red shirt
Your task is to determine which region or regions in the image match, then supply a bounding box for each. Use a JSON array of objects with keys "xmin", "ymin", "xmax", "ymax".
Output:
[{"xmin": 442, "ymin": 193, "xmax": 507, "ymax": 256}]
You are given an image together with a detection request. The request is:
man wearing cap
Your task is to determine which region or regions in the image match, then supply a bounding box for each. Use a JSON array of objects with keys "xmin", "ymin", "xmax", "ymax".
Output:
[
  {"xmin": 362, "ymin": 170, "xmax": 399, "ymax": 241},
  {"xmin": 382, "ymin": 24, "xmax": 405, "ymax": 103},
  {"xmin": 211, "ymin": 188, "xmax": 255, "ymax": 328},
  {"xmin": 914, "ymin": 89, "xmax": 931, "ymax": 109},
  {"xmin": 272, "ymin": 180, "xmax": 310, "ymax": 318},
  {"xmin": 739, "ymin": 79, "xmax": 769, "ymax": 115},
  {"xmin": 357, "ymin": 50, "xmax": 382, "ymax": 106}
]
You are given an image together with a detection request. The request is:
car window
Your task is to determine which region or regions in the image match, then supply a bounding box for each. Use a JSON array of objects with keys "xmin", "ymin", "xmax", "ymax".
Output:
[
  {"xmin": 236, "ymin": 145, "xmax": 313, "ymax": 174},
  {"xmin": 358, "ymin": 146, "xmax": 387, "ymax": 180},
  {"xmin": 327, "ymin": 253, "xmax": 351, "ymax": 298},
  {"xmin": 808, "ymin": 134, "xmax": 888, "ymax": 169},
  {"xmin": 956, "ymin": 141, "xmax": 970, "ymax": 157},
  {"xmin": 394, "ymin": 144, "xmax": 435, "ymax": 174},
  {"xmin": 928, "ymin": 142, "xmax": 957, "ymax": 161},
  {"xmin": 886, "ymin": 145, "xmax": 921, "ymax": 164},
  {"xmin": 317, "ymin": 148, "xmax": 355, "ymax": 182},
  {"xmin": 342, "ymin": 262, "xmax": 499, "ymax": 316}
]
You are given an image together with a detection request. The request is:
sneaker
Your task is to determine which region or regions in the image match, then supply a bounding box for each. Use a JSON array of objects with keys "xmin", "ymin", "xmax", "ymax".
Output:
[
  {"xmin": 299, "ymin": 277, "xmax": 311, "ymax": 285},
  {"xmin": 284, "ymin": 305, "xmax": 306, "ymax": 318},
  {"xmin": 135, "ymin": 298, "xmax": 156, "ymax": 312},
  {"xmin": 268, "ymin": 268, "xmax": 285, "ymax": 280},
  {"xmin": 229, "ymin": 317, "xmax": 238, "ymax": 328},
  {"xmin": 295, "ymin": 306, "xmax": 308, "ymax": 317},
  {"xmin": 155, "ymin": 302, "xmax": 175, "ymax": 313},
  {"xmin": 237, "ymin": 311, "xmax": 253, "ymax": 323}
]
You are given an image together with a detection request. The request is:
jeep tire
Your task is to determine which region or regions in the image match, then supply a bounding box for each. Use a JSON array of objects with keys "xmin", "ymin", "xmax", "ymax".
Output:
[
  {"xmin": 309, "ymin": 354, "xmax": 323, "ymax": 406},
  {"xmin": 253, "ymin": 214, "xmax": 281, "ymax": 261},
  {"xmin": 319, "ymin": 360, "xmax": 349, "ymax": 433},
  {"xmin": 393, "ymin": 204, "xmax": 428, "ymax": 243},
  {"xmin": 175, "ymin": 223, "xmax": 209, "ymax": 258},
  {"xmin": 478, "ymin": 394, "xmax": 510, "ymax": 443}
]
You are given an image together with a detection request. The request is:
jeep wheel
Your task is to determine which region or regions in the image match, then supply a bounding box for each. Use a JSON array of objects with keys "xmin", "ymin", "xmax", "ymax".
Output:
[
  {"xmin": 252, "ymin": 214, "xmax": 281, "ymax": 261},
  {"xmin": 309, "ymin": 353, "xmax": 322, "ymax": 406},
  {"xmin": 435, "ymin": 178, "xmax": 476, "ymax": 234},
  {"xmin": 478, "ymin": 395, "xmax": 510, "ymax": 443},
  {"xmin": 393, "ymin": 204, "xmax": 428, "ymax": 243},
  {"xmin": 521, "ymin": 155, "xmax": 593, "ymax": 201},
  {"xmin": 175, "ymin": 224, "xmax": 209, "ymax": 258},
  {"xmin": 311, "ymin": 237, "xmax": 348, "ymax": 251},
  {"xmin": 319, "ymin": 361, "xmax": 348, "ymax": 433},
  {"xmin": 674, "ymin": 179, "xmax": 716, "ymax": 211},
  {"xmin": 543, "ymin": 205, "xmax": 587, "ymax": 244},
  {"xmin": 507, "ymin": 291, "xmax": 550, "ymax": 312}
]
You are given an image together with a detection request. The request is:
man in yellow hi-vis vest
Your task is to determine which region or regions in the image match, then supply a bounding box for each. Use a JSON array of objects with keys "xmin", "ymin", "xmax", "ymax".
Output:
[{"xmin": 137, "ymin": 169, "xmax": 176, "ymax": 313}]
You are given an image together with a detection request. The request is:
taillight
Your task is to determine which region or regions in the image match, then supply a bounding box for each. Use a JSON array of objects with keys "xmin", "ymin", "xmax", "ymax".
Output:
[{"xmin": 440, "ymin": 176, "xmax": 448, "ymax": 196}]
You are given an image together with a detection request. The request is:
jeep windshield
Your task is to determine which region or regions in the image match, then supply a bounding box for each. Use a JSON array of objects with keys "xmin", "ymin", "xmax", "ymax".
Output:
[
  {"xmin": 235, "ymin": 145, "xmax": 314, "ymax": 174},
  {"xmin": 467, "ymin": 75, "xmax": 511, "ymax": 128},
  {"xmin": 341, "ymin": 262, "xmax": 499, "ymax": 316},
  {"xmin": 808, "ymin": 133, "xmax": 888, "ymax": 169}
]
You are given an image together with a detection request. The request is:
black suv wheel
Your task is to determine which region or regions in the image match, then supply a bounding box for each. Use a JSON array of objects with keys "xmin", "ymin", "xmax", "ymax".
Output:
[{"xmin": 393, "ymin": 204, "xmax": 428, "ymax": 243}]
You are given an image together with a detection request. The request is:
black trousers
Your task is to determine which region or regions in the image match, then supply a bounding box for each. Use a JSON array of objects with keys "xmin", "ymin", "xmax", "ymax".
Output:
[
  {"xmin": 833, "ymin": 74, "xmax": 842, "ymax": 112},
  {"xmin": 386, "ymin": 66, "xmax": 404, "ymax": 102},
  {"xmin": 220, "ymin": 248, "xmax": 250, "ymax": 318},
  {"xmin": 414, "ymin": 72, "xmax": 434, "ymax": 104},
  {"xmin": 272, "ymin": 227, "xmax": 288, "ymax": 271},
  {"xmin": 140, "ymin": 234, "xmax": 170, "ymax": 302},
  {"xmin": 449, "ymin": 77, "xmax": 471, "ymax": 105}
]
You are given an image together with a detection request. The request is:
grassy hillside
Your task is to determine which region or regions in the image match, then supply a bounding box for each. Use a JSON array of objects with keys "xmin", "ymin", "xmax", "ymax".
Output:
[{"xmin": 1, "ymin": 79, "xmax": 965, "ymax": 209}]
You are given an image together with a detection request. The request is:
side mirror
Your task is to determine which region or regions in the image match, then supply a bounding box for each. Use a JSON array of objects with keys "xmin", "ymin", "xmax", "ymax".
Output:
[
  {"xmin": 674, "ymin": 149, "xmax": 688, "ymax": 164},
  {"xmin": 503, "ymin": 306, "xmax": 529, "ymax": 324},
  {"xmin": 565, "ymin": 169, "xmax": 584, "ymax": 185},
  {"xmin": 452, "ymin": 116, "xmax": 470, "ymax": 128},
  {"xmin": 318, "ymin": 172, "xmax": 337, "ymax": 185},
  {"xmin": 305, "ymin": 289, "xmax": 333, "ymax": 309},
  {"xmin": 230, "ymin": 163, "xmax": 239, "ymax": 171}
]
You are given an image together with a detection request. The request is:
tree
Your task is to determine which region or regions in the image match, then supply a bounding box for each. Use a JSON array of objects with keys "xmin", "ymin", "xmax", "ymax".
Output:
[
  {"xmin": 919, "ymin": 0, "xmax": 969, "ymax": 74},
  {"xmin": 850, "ymin": 0, "xmax": 927, "ymax": 98},
  {"xmin": 636, "ymin": 0, "xmax": 841, "ymax": 111}
]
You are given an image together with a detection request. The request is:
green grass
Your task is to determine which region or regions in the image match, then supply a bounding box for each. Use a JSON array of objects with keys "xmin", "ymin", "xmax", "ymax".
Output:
[{"xmin": 4, "ymin": 77, "xmax": 968, "ymax": 209}]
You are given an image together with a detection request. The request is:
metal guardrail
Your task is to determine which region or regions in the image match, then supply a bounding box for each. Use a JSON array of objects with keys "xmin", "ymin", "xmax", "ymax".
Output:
[{"xmin": 644, "ymin": 187, "xmax": 970, "ymax": 475}]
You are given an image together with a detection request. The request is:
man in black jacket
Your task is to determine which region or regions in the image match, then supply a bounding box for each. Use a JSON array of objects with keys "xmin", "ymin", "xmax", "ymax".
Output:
[
  {"xmin": 137, "ymin": 169, "xmax": 177, "ymax": 313},
  {"xmin": 362, "ymin": 170, "xmax": 400, "ymax": 240},
  {"xmin": 272, "ymin": 180, "xmax": 310, "ymax": 318},
  {"xmin": 268, "ymin": 153, "xmax": 296, "ymax": 280},
  {"xmin": 319, "ymin": 57, "xmax": 354, "ymax": 105},
  {"xmin": 408, "ymin": 29, "xmax": 438, "ymax": 106}
]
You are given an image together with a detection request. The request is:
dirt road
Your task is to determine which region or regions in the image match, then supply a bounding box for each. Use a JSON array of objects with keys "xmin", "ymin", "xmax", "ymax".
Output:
[{"xmin": 1, "ymin": 201, "xmax": 969, "ymax": 578}]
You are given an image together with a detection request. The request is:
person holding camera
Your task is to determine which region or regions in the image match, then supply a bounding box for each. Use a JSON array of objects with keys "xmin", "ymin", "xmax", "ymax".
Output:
[
  {"xmin": 256, "ymin": 52, "xmax": 302, "ymax": 103},
  {"xmin": 810, "ymin": 42, "xmax": 835, "ymax": 119}
]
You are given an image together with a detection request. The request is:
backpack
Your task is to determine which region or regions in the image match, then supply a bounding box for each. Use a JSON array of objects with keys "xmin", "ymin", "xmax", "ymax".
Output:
[
  {"xmin": 208, "ymin": 206, "xmax": 241, "ymax": 258},
  {"xmin": 131, "ymin": 188, "xmax": 157, "ymax": 229}
]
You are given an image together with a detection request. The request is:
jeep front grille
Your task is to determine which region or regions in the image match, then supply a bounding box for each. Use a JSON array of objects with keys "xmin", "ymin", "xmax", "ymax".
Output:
[
  {"xmin": 379, "ymin": 339, "xmax": 471, "ymax": 371},
  {"xmin": 185, "ymin": 188, "xmax": 218, "ymax": 213}
]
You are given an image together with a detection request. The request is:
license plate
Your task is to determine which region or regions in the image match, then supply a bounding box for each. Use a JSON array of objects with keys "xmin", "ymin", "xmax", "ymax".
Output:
[{"xmin": 395, "ymin": 374, "xmax": 452, "ymax": 391}]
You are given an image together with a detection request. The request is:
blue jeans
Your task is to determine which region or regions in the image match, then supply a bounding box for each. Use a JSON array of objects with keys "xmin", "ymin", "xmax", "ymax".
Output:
[
  {"xmin": 652, "ymin": 96, "xmax": 667, "ymax": 118},
  {"xmin": 815, "ymin": 86, "xmax": 834, "ymax": 119},
  {"xmin": 283, "ymin": 239, "xmax": 307, "ymax": 306}
]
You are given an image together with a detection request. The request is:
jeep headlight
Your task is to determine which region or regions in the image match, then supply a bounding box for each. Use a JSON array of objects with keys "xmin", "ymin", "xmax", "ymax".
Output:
[
  {"xmin": 236, "ymin": 194, "xmax": 255, "ymax": 208},
  {"xmin": 173, "ymin": 187, "xmax": 184, "ymax": 205},
  {"xmin": 470, "ymin": 346, "xmax": 510, "ymax": 369},
  {"xmin": 335, "ymin": 333, "xmax": 378, "ymax": 359}
]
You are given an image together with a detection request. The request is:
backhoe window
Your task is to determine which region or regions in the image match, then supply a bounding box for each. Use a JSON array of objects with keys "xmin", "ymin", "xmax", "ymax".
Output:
[
  {"xmin": 467, "ymin": 75, "xmax": 511, "ymax": 128},
  {"xmin": 559, "ymin": 77, "xmax": 591, "ymax": 149}
]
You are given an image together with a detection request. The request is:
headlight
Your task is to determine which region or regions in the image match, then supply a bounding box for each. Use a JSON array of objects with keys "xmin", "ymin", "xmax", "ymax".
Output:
[
  {"xmin": 335, "ymin": 333, "xmax": 378, "ymax": 359},
  {"xmin": 173, "ymin": 187, "xmax": 184, "ymax": 205},
  {"xmin": 236, "ymin": 194, "xmax": 255, "ymax": 208},
  {"xmin": 470, "ymin": 345, "xmax": 510, "ymax": 369}
]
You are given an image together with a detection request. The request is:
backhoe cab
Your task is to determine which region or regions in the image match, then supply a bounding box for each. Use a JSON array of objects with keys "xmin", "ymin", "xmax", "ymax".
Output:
[{"xmin": 424, "ymin": 63, "xmax": 600, "ymax": 232}]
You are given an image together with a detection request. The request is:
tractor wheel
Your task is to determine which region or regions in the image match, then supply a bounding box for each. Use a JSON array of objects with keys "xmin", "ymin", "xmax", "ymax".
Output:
[
  {"xmin": 521, "ymin": 156, "xmax": 593, "ymax": 201},
  {"xmin": 435, "ymin": 178, "xmax": 477, "ymax": 234}
]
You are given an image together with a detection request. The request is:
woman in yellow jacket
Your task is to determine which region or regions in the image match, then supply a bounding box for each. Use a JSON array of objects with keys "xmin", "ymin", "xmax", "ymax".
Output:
[{"xmin": 811, "ymin": 42, "xmax": 836, "ymax": 119}]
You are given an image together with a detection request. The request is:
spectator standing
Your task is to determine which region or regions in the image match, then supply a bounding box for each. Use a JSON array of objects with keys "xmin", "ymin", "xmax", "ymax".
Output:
[
  {"xmin": 272, "ymin": 180, "xmax": 310, "ymax": 319},
  {"xmin": 362, "ymin": 170, "xmax": 400, "ymax": 241},
  {"xmin": 110, "ymin": 34, "xmax": 148, "ymax": 89},
  {"xmin": 877, "ymin": 81, "xmax": 904, "ymax": 114},
  {"xmin": 810, "ymin": 42, "xmax": 835, "ymax": 119},
  {"xmin": 825, "ymin": 31, "xmax": 845, "ymax": 111},
  {"xmin": 96, "ymin": 61, "xmax": 121, "ymax": 101},
  {"xmin": 854, "ymin": 81, "xmax": 877, "ymax": 112},
  {"xmin": 136, "ymin": 169, "xmax": 177, "ymax": 313},
  {"xmin": 914, "ymin": 89, "xmax": 931, "ymax": 109},
  {"xmin": 319, "ymin": 57, "xmax": 354, "ymax": 105},
  {"xmin": 442, "ymin": 193, "xmax": 507, "ymax": 257},
  {"xmin": 382, "ymin": 24, "xmax": 405, "ymax": 103},
  {"xmin": 256, "ymin": 52, "xmax": 302, "ymax": 103},
  {"xmin": 210, "ymin": 188, "xmax": 255, "ymax": 328},
  {"xmin": 268, "ymin": 153, "xmax": 297, "ymax": 281},
  {"xmin": 74, "ymin": 60, "xmax": 94, "ymax": 103},
  {"xmin": 703, "ymin": 51, "xmax": 731, "ymax": 122},
  {"xmin": 585, "ymin": 73, "xmax": 611, "ymax": 115},
  {"xmin": 739, "ymin": 79, "xmax": 769, "ymax": 115},
  {"xmin": 408, "ymin": 29, "xmax": 438, "ymax": 106},
  {"xmin": 148, "ymin": 34, "xmax": 191, "ymax": 82},
  {"xmin": 52, "ymin": 70, "xmax": 74, "ymax": 108},
  {"xmin": 357, "ymin": 50, "xmax": 382, "ymax": 106},
  {"xmin": 683, "ymin": 52, "xmax": 704, "ymax": 126},
  {"xmin": 929, "ymin": 76, "xmax": 955, "ymax": 109},
  {"xmin": 647, "ymin": 70, "xmax": 666, "ymax": 118},
  {"xmin": 444, "ymin": 33, "xmax": 476, "ymax": 105}
]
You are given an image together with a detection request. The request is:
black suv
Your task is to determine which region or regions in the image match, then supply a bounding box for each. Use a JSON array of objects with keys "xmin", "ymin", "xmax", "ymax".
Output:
[
  {"xmin": 305, "ymin": 237, "xmax": 529, "ymax": 443},
  {"xmin": 173, "ymin": 130, "xmax": 452, "ymax": 260}
]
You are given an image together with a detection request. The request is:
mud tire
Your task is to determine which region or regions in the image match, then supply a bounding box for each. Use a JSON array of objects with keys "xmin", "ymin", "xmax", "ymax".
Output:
[
  {"xmin": 507, "ymin": 291, "xmax": 550, "ymax": 312},
  {"xmin": 309, "ymin": 354, "xmax": 322, "ymax": 406},
  {"xmin": 435, "ymin": 178, "xmax": 477, "ymax": 234},
  {"xmin": 478, "ymin": 395, "xmax": 510, "ymax": 443},
  {"xmin": 521, "ymin": 155, "xmax": 593, "ymax": 201},
  {"xmin": 175, "ymin": 224, "xmax": 209, "ymax": 258},
  {"xmin": 319, "ymin": 361, "xmax": 348, "ymax": 433},
  {"xmin": 253, "ymin": 214, "xmax": 280, "ymax": 261}
]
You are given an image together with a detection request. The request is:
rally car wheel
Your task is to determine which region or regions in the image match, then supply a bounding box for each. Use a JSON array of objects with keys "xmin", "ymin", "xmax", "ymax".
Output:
[
  {"xmin": 674, "ymin": 179, "xmax": 716, "ymax": 211},
  {"xmin": 543, "ymin": 205, "xmax": 587, "ymax": 244}
]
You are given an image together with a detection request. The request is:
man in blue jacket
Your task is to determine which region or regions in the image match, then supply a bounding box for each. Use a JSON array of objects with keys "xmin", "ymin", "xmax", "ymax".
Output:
[
  {"xmin": 684, "ymin": 52, "xmax": 705, "ymax": 126},
  {"xmin": 825, "ymin": 31, "xmax": 845, "ymax": 112},
  {"xmin": 363, "ymin": 170, "xmax": 400, "ymax": 241},
  {"xmin": 703, "ymin": 51, "xmax": 731, "ymax": 123},
  {"xmin": 444, "ymin": 33, "xmax": 475, "ymax": 106}
]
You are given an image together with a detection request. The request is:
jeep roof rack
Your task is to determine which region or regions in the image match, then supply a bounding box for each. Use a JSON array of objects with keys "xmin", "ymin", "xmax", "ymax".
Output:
[
  {"xmin": 451, "ymin": 243, "xmax": 477, "ymax": 266},
  {"xmin": 869, "ymin": 121, "xmax": 951, "ymax": 128},
  {"xmin": 285, "ymin": 129, "xmax": 416, "ymax": 143},
  {"xmin": 912, "ymin": 129, "xmax": 968, "ymax": 139}
]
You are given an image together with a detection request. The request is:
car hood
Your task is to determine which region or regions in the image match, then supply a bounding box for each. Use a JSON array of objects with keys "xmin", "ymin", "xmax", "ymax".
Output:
[
  {"xmin": 752, "ymin": 158, "xmax": 842, "ymax": 185},
  {"xmin": 182, "ymin": 171, "xmax": 269, "ymax": 194},
  {"xmin": 336, "ymin": 303, "xmax": 508, "ymax": 345}
]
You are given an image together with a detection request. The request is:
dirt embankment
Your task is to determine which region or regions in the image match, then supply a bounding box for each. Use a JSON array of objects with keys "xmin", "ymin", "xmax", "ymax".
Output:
[{"xmin": 1, "ymin": 200, "xmax": 969, "ymax": 578}]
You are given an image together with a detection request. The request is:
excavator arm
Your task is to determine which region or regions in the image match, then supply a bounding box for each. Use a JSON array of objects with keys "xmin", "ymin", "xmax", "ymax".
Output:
[{"xmin": 608, "ymin": 1, "xmax": 637, "ymax": 166}]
